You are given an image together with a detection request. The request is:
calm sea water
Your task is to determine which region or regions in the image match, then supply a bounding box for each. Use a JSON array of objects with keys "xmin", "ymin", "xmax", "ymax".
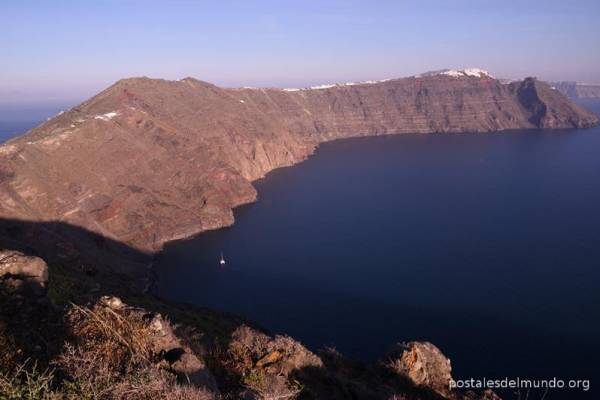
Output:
[
  {"xmin": 0, "ymin": 102, "xmax": 76, "ymax": 143},
  {"xmin": 0, "ymin": 121, "xmax": 38, "ymax": 143},
  {"xmin": 157, "ymin": 101, "xmax": 600, "ymax": 397}
]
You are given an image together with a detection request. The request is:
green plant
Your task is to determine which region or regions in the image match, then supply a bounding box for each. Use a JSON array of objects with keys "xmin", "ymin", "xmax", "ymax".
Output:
[
  {"xmin": 243, "ymin": 369, "xmax": 266, "ymax": 389},
  {"xmin": 0, "ymin": 361, "xmax": 59, "ymax": 400}
]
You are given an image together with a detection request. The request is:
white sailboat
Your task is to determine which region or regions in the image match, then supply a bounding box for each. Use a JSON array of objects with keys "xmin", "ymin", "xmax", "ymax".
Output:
[{"xmin": 219, "ymin": 252, "xmax": 226, "ymax": 265}]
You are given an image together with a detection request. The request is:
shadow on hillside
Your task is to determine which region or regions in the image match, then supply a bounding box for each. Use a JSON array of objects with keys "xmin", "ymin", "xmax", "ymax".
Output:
[
  {"xmin": 0, "ymin": 218, "xmax": 396, "ymax": 397},
  {"xmin": 0, "ymin": 217, "xmax": 234, "ymax": 318},
  {"xmin": 0, "ymin": 217, "xmax": 267, "ymax": 394},
  {"xmin": 0, "ymin": 217, "xmax": 150, "ymax": 276},
  {"xmin": 0, "ymin": 218, "xmax": 153, "ymax": 369}
]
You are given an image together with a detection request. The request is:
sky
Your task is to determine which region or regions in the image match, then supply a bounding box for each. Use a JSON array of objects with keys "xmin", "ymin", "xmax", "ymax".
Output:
[{"xmin": 2, "ymin": 0, "xmax": 600, "ymax": 107}]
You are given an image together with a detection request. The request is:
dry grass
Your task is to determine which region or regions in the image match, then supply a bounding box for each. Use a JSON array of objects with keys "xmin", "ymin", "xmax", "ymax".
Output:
[
  {"xmin": 54, "ymin": 303, "xmax": 154, "ymax": 398},
  {"xmin": 2, "ymin": 301, "xmax": 215, "ymax": 400},
  {"xmin": 65, "ymin": 303, "xmax": 153, "ymax": 361},
  {"xmin": 246, "ymin": 383, "xmax": 302, "ymax": 400},
  {"xmin": 54, "ymin": 303, "xmax": 205, "ymax": 399},
  {"xmin": 0, "ymin": 296, "xmax": 217, "ymax": 399}
]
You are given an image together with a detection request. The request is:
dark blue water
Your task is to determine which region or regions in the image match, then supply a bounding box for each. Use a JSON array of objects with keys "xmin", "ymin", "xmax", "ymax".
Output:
[
  {"xmin": 0, "ymin": 121, "xmax": 38, "ymax": 143},
  {"xmin": 158, "ymin": 103, "xmax": 600, "ymax": 398},
  {"xmin": 0, "ymin": 103, "xmax": 75, "ymax": 143}
]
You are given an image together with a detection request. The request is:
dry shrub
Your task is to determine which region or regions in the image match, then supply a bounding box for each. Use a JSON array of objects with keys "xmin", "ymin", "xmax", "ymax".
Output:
[
  {"xmin": 0, "ymin": 358, "xmax": 213, "ymax": 400},
  {"xmin": 247, "ymin": 383, "xmax": 302, "ymax": 400},
  {"xmin": 56, "ymin": 303, "xmax": 156, "ymax": 399},
  {"xmin": 65, "ymin": 303, "xmax": 153, "ymax": 364},
  {"xmin": 225, "ymin": 326, "xmax": 319, "ymax": 399},
  {"xmin": 57, "ymin": 344, "xmax": 213, "ymax": 400},
  {"xmin": 54, "ymin": 303, "xmax": 215, "ymax": 400},
  {"xmin": 162, "ymin": 384, "xmax": 215, "ymax": 400}
]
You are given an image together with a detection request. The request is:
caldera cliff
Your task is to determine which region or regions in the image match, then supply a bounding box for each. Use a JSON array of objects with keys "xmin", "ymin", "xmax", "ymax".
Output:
[{"xmin": 0, "ymin": 72, "xmax": 597, "ymax": 252}]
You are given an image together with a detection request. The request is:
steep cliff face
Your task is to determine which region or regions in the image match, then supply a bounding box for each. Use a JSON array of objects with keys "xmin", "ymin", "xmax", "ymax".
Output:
[
  {"xmin": 0, "ymin": 74, "xmax": 597, "ymax": 251},
  {"xmin": 516, "ymin": 78, "xmax": 598, "ymax": 128},
  {"xmin": 551, "ymin": 81, "xmax": 600, "ymax": 99}
]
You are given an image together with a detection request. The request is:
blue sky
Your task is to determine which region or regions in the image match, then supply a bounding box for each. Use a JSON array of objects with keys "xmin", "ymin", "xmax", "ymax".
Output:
[{"xmin": 2, "ymin": 0, "xmax": 600, "ymax": 105}]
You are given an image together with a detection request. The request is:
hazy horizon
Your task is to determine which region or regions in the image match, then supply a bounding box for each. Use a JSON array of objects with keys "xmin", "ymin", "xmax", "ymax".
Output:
[{"xmin": 2, "ymin": 0, "xmax": 600, "ymax": 107}]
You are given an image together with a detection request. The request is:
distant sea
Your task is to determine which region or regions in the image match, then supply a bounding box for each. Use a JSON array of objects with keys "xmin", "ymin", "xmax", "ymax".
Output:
[
  {"xmin": 0, "ymin": 102, "xmax": 77, "ymax": 143},
  {"xmin": 157, "ymin": 100, "xmax": 600, "ymax": 399},
  {"xmin": 0, "ymin": 121, "xmax": 41, "ymax": 143}
]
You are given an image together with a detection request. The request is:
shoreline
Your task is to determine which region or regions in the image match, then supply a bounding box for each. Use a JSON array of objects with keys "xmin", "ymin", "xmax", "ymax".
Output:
[
  {"xmin": 146, "ymin": 124, "xmax": 600, "ymax": 296},
  {"xmin": 150, "ymin": 123, "xmax": 600, "ymax": 253}
]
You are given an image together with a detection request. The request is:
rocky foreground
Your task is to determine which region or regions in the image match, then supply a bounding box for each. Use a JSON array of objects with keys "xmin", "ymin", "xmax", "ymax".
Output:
[
  {"xmin": 1, "ymin": 250, "xmax": 500, "ymax": 399},
  {"xmin": 0, "ymin": 72, "xmax": 597, "ymax": 252}
]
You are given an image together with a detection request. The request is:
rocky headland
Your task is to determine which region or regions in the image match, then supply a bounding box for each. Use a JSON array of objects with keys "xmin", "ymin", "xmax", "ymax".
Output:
[{"xmin": 0, "ymin": 71, "xmax": 596, "ymax": 253}]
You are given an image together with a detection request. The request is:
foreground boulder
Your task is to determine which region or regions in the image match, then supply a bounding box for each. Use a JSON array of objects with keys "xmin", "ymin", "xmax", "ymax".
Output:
[
  {"xmin": 146, "ymin": 309, "xmax": 218, "ymax": 391},
  {"xmin": 227, "ymin": 325, "xmax": 323, "ymax": 399},
  {"xmin": 0, "ymin": 250, "xmax": 48, "ymax": 297},
  {"xmin": 387, "ymin": 341, "xmax": 453, "ymax": 395}
]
